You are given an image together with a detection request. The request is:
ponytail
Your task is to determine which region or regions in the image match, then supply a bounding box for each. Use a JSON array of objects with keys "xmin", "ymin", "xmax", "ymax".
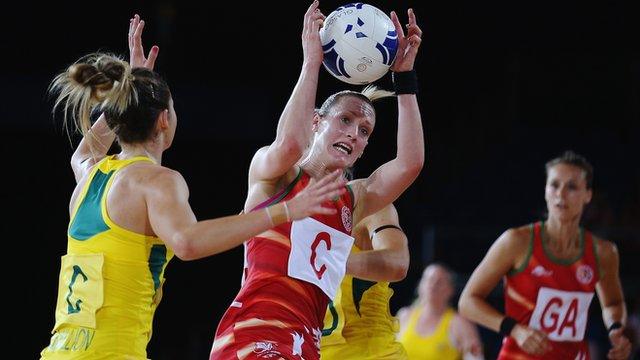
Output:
[{"xmin": 49, "ymin": 53, "xmax": 135, "ymax": 139}]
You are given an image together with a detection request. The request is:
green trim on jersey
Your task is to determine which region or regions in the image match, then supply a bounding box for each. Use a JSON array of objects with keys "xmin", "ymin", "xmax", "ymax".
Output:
[
  {"xmin": 345, "ymin": 184, "xmax": 355, "ymax": 206},
  {"xmin": 592, "ymin": 235, "xmax": 602, "ymax": 278},
  {"xmin": 68, "ymin": 169, "xmax": 114, "ymax": 240},
  {"xmin": 322, "ymin": 301, "xmax": 340, "ymax": 336},
  {"xmin": 352, "ymin": 277, "xmax": 376, "ymax": 316},
  {"xmin": 541, "ymin": 220, "xmax": 585, "ymax": 265},
  {"xmin": 267, "ymin": 167, "xmax": 303, "ymax": 207},
  {"xmin": 508, "ymin": 223, "xmax": 534, "ymax": 276},
  {"xmin": 148, "ymin": 245, "xmax": 168, "ymax": 292}
]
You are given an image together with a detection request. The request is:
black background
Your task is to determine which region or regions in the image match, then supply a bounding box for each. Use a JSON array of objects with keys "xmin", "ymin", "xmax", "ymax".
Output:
[{"xmin": 3, "ymin": 0, "xmax": 639, "ymax": 358}]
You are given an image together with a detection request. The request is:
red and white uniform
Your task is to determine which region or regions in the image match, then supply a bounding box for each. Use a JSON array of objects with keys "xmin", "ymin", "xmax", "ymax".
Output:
[
  {"xmin": 211, "ymin": 169, "xmax": 354, "ymax": 360},
  {"xmin": 499, "ymin": 221, "xmax": 599, "ymax": 360}
]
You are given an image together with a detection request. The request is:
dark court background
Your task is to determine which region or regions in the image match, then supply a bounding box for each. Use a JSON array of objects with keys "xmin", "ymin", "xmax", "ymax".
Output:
[{"xmin": 3, "ymin": 0, "xmax": 639, "ymax": 358}]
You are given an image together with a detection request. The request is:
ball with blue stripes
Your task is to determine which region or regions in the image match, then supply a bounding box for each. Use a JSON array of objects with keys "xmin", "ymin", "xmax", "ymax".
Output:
[{"xmin": 319, "ymin": 3, "xmax": 399, "ymax": 85}]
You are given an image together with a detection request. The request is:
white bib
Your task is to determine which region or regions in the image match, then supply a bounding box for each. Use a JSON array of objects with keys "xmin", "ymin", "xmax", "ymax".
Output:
[
  {"xmin": 528, "ymin": 287, "xmax": 594, "ymax": 341},
  {"xmin": 288, "ymin": 217, "xmax": 354, "ymax": 299}
]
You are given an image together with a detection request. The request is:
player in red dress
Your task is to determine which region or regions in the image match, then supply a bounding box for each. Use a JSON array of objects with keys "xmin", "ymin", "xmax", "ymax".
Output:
[
  {"xmin": 459, "ymin": 151, "xmax": 631, "ymax": 360},
  {"xmin": 211, "ymin": 2, "xmax": 424, "ymax": 359}
]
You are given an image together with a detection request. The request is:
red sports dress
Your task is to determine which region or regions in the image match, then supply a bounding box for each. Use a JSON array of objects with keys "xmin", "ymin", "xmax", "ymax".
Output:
[
  {"xmin": 211, "ymin": 169, "xmax": 355, "ymax": 360},
  {"xmin": 499, "ymin": 221, "xmax": 600, "ymax": 360}
]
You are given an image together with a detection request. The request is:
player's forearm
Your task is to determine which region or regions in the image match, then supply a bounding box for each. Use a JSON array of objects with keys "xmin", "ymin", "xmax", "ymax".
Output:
[
  {"xmin": 172, "ymin": 204, "xmax": 284, "ymax": 260},
  {"xmin": 395, "ymin": 94, "xmax": 424, "ymax": 179},
  {"xmin": 602, "ymin": 301, "xmax": 627, "ymax": 329},
  {"xmin": 71, "ymin": 114, "xmax": 115, "ymax": 178},
  {"xmin": 458, "ymin": 293, "xmax": 505, "ymax": 333},
  {"xmin": 274, "ymin": 63, "xmax": 320, "ymax": 154},
  {"xmin": 346, "ymin": 248, "xmax": 409, "ymax": 282},
  {"xmin": 359, "ymin": 95, "xmax": 424, "ymax": 216}
]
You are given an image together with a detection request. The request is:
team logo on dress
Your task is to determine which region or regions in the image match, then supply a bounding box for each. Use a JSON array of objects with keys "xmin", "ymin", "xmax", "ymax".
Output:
[
  {"xmin": 253, "ymin": 341, "xmax": 282, "ymax": 358},
  {"xmin": 341, "ymin": 206, "xmax": 352, "ymax": 233},
  {"xmin": 311, "ymin": 327, "xmax": 322, "ymax": 350},
  {"xmin": 531, "ymin": 265, "xmax": 553, "ymax": 277},
  {"xmin": 291, "ymin": 331, "xmax": 305, "ymax": 357},
  {"xmin": 575, "ymin": 264, "xmax": 594, "ymax": 285}
]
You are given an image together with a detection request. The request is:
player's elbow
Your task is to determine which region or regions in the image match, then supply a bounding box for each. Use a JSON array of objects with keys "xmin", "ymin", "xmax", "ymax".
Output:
[
  {"xmin": 400, "ymin": 158, "xmax": 424, "ymax": 183},
  {"xmin": 387, "ymin": 256, "xmax": 410, "ymax": 282},
  {"xmin": 170, "ymin": 232, "xmax": 199, "ymax": 261},
  {"xmin": 390, "ymin": 262, "xmax": 409, "ymax": 282},
  {"xmin": 413, "ymin": 150, "xmax": 425, "ymax": 172},
  {"xmin": 458, "ymin": 293, "xmax": 472, "ymax": 319}
]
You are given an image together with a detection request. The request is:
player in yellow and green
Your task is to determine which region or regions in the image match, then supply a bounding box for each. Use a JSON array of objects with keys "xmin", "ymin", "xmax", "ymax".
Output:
[
  {"xmin": 321, "ymin": 203, "xmax": 410, "ymax": 359},
  {"xmin": 40, "ymin": 14, "xmax": 347, "ymax": 360},
  {"xmin": 398, "ymin": 264, "xmax": 484, "ymax": 360}
]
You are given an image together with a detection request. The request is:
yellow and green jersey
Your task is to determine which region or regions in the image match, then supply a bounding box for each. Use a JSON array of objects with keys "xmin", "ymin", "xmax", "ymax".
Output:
[
  {"xmin": 321, "ymin": 246, "xmax": 407, "ymax": 359},
  {"xmin": 41, "ymin": 156, "xmax": 174, "ymax": 360},
  {"xmin": 399, "ymin": 307, "xmax": 461, "ymax": 360}
]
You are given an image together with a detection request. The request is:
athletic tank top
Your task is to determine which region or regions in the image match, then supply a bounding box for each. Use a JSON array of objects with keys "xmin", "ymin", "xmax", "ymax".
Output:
[
  {"xmin": 219, "ymin": 168, "xmax": 354, "ymax": 341},
  {"xmin": 399, "ymin": 307, "xmax": 461, "ymax": 360},
  {"xmin": 321, "ymin": 245, "xmax": 398, "ymax": 346},
  {"xmin": 41, "ymin": 155, "xmax": 174, "ymax": 359},
  {"xmin": 499, "ymin": 221, "xmax": 599, "ymax": 360}
]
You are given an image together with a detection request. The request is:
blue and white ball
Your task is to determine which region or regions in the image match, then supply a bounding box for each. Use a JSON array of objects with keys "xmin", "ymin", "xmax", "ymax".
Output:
[{"xmin": 319, "ymin": 3, "xmax": 398, "ymax": 85}]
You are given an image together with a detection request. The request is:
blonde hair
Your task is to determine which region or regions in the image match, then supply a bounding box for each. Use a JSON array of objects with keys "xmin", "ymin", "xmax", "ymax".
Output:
[
  {"xmin": 49, "ymin": 52, "xmax": 171, "ymax": 145},
  {"xmin": 316, "ymin": 85, "xmax": 395, "ymax": 117},
  {"xmin": 361, "ymin": 84, "xmax": 395, "ymax": 102},
  {"xmin": 49, "ymin": 53, "xmax": 135, "ymax": 139}
]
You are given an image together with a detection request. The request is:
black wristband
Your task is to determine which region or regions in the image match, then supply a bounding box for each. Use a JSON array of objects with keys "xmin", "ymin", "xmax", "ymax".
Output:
[
  {"xmin": 392, "ymin": 70, "xmax": 418, "ymax": 94},
  {"xmin": 608, "ymin": 321, "xmax": 623, "ymax": 333},
  {"xmin": 500, "ymin": 316, "xmax": 518, "ymax": 337}
]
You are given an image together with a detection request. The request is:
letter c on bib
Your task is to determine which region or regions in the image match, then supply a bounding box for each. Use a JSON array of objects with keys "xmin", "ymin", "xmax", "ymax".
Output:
[{"xmin": 310, "ymin": 232, "xmax": 332, "ymax": 279}]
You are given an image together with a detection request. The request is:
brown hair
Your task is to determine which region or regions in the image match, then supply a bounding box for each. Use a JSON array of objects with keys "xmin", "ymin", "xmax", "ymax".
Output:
[
  {"xmin": 545, "ymin": 150, "xmax": 594, "ymax": 189},
  {"xmin": 49, "ymin": 53, "xmax": 171, "ymax": 144}
]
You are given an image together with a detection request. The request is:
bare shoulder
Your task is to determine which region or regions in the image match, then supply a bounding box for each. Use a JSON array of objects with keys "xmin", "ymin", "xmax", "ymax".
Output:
[
  {"xmin": 373, "ymin": 203, "xmax": 399, "ymax": 221},
  {"xmin": 487, "ymin": 225, "xmax": 533, "ymax": 269},
  {"xmin": 250, "ymin": 146, "xmax": 270, "ymax": 164},
  {"xmin": 245, "ymin": 163, "xmax": 298, "ymax": 211},
  {"xmin": 347, "ymin": 178, "xmax": 367, "ymax": 218},
  {"xmin": 495, "ymin": 225, "xmax": 531, "ymax": 251},
  {"xmin": 347, "ymin": 178, "xmax": 365, "ymax": 196},
  {"xmin": 125, "ymin": 164, "xmax": 186, "ymax": 194},
  {"xmin": 592, "ymin": 234, "xmax": 619, "ymax": 269},
  {"xmin": 593, "ymin": 234, "xmax": 617, "ymax": 256},
  {"xmin": 359, "ymin": 203, "xmax": 399, "ymax": 228}
]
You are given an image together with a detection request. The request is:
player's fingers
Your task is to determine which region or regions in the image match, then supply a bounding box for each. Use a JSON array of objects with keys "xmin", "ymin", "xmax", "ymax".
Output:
[
  {"xmin": 319, "ymin": 188, "xmax": 345, "ymax": 202},
  {"xmin": 305, "ymin": 0, "xmax": 319, "ymax": 18},
  {"xmin": 131, "ymin": 15, "xmax": 140, "ymax": 41},
  {"xmin": 408, "ymin": 8, "xmax": 417, "ymax": 27},
  {"xmin": 524, "ymin": 334, "xmax": 546, "ymax": 355},
  {"xmin": 312, "ymin": 206, "xmax": 338, "ymax": 215},
  {"xmin": 406, "ymin": 34, "xmax": 422, "ymax": 48},
  {"xmin": 311, "ymin": 9, "xmax": 326, "ymax": 21},
  {"xmin": 128, "ymin": 17, "xmax": 135, "ymax": 49},
  {"xmin": 145, "ymin": 46, "xmax": 159, "ymax": 69},
  {"xmin": 390, "ymin": 11, "xmax": 406, "ymax": 39},
  {"xmin": 407, "ymin": 22, "xmax": 423, "ymax": 38},
  {"xmin": 608, "ymin": 339, "xmax": 631, "ymax": 359},
  {"xmin": 313, "ymin": 18, "xmax": 324, "ymax": 32},
  {"xmin": 314, "ymin": 169, "xmax": 343, "ymax": 188},
  {"xmin": 132, "ymin": 21, "xmax": 145, "ymax": 56},
  {"xmin": 314, "ymin": 179, "xmax": 345, "ymax": 196}
]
